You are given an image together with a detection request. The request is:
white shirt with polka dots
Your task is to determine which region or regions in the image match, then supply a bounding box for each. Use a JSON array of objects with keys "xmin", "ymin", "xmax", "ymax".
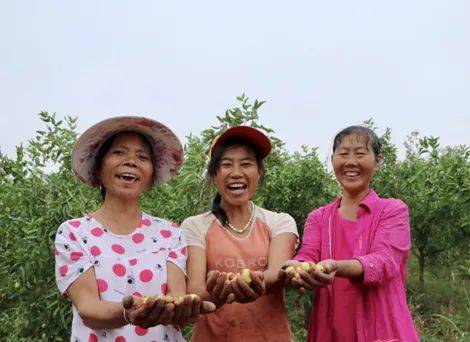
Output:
[{"xmin": 55, "ymin": 213, "xmax": 187, "ymax": 342}]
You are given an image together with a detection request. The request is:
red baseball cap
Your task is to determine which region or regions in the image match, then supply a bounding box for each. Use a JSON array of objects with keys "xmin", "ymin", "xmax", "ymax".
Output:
[{"xmin": 210, "ymin": 126, "xmax": 272, "ymax": 159}]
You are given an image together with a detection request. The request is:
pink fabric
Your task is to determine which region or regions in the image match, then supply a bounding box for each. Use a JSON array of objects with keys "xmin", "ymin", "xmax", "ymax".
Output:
[
  {"xmin": 294, "ymin": 190, "xmax": 419, "ymax": 342},
  {"xmin": 331, "ymin": 214, "xmax": 361, "ymax": 341}
]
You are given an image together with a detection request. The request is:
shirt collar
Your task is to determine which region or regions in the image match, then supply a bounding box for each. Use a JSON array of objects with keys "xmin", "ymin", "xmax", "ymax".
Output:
[{"xmin": 332, "ymin": 188, "xmax": 379, "ymax": 214}]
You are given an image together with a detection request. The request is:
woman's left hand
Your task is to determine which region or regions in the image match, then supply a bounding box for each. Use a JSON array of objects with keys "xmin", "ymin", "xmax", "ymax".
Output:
[{"xmin": 230, "ymin": 270, "xmax": 266, "ymax": 303}]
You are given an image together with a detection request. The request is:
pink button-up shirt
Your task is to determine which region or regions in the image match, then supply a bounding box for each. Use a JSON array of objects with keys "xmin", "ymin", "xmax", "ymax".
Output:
[{"xmin": 294, "ymin": 190, "xmax": 419, "ymax": 342}]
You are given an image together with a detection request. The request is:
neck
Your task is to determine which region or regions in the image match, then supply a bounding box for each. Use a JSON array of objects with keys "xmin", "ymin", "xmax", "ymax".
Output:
[
  {"xmin": 94, "ymin": 195, "xmax": 141, "ymax": 234},
  {"xmin": 341, "ymin": 187, "xmax": 370, "ymax": 207},
  {"xmin": 220, "ymin": 201, "xmax": 253, "ymax": 227}
]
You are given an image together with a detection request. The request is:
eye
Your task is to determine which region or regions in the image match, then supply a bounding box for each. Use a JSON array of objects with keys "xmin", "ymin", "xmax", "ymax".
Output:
[
  {"xmin": 138, "ymin": 154, "xmax": 149, "ymax": 161},
  {"xmin": 112, "ymin": 149, "xmax": 124, "ymax": 155}
]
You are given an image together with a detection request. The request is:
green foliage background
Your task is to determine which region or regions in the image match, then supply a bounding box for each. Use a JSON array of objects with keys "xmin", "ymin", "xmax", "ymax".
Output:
[{"xmin": 0, "ymin": 96, "xmax": 469, "ymax": 341}]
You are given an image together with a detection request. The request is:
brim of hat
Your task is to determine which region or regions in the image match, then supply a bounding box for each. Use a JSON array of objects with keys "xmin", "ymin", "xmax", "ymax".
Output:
[
  {"xmin": 72, "ymin": 116, "xmax": 184, "ymax": 187},
  {"xmin": 213, "ymin": 126, "xmax": 272, "ymax": 159}
]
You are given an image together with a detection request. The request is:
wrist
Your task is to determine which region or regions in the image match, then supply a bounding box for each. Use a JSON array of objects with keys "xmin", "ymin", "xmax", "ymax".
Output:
[{"xmin": 122, "ymin": 308, "xmax": 132, "ymax": 326}]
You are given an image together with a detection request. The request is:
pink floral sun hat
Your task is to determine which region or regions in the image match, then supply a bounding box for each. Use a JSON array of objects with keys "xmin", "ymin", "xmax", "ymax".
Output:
[{"xmin": 72, "ymin": 116, "xmax": 184, "ymax": 187}]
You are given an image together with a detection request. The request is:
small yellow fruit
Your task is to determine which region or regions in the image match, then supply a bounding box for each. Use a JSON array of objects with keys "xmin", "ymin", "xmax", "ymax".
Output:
[
  {"xmin": 165, "ymin": 295, "xmax": 174, "ymax": 303},
  {"xmin": 241, "ymin": 269, "xmax": 252, "ymax": 284},
  {"xmin": 300, "ymin": 262, "xmax": 312, "ymax": 272},
  {"xmin": 315, "ymin": 264, "xmax": 326, "ymax": 273},
  {"xmin": 285, "ymin": 266, "xmax": 296, "ymax": 276},
  {"xmin": 14, "ymin": 282, "xmax": 20, "ymax": 289}
]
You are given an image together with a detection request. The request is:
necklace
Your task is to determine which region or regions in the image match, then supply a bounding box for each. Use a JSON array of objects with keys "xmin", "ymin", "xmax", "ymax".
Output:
[{"xmin": 226, "ymin": 202, "xmax": 255, "ymax": 234}]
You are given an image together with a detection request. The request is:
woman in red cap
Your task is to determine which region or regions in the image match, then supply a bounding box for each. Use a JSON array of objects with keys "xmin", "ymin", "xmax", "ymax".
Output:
[
  {"xmin": 181, "ymin": 126, "xmax": 299, "ymax": 341},
  {"xmin": 55, "ymin": 116, "xmax": 214, "ymax": 342}
]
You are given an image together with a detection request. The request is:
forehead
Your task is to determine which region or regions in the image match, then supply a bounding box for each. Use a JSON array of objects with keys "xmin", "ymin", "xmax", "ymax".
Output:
[
  {"xmin": 220, "ymin": 145, "xmax": 256, "ymax": 159},
  {"xmin": 336, "ymin": 133, "xmax": 371, "ymax": 149},
  {"xmin": 110, "ymin": 132, "xmax": 151, "ymax": 151}
]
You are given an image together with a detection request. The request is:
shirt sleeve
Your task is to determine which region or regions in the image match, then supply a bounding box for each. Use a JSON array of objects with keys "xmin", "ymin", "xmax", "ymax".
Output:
[
  {"xmin": 269, "ymin": 212, "xmax": 299, "ymax": 239},
  {"xmin": 294, "ymin": 208, "xmax": 323, "ymax": 263},
  {"xmin": 180, "ymin": 216, "xmax": 206, "ymax": 249},
  {"xmin": 166, "ymin": 223, "xmax": 188, "ymax": 276},
  {"xmin": 54, "ymin": 221, "xmax": 92, "ymax": 295},
  {"xmin": 355, "ymin": 200, "xmax": 411, "ymax": 287}
]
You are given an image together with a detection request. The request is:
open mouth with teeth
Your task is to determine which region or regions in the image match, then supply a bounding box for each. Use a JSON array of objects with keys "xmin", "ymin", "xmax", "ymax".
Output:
[
  {"xmin": 116, "ymin": 172, "xmax": 140, "ymax": 184},
  {"xmin": 343, "ymin": 170, "xmax": 361, "ymax": 180},
  {"xmin": 226, "ymin": 182, "xmax": 247, "ymax": 194}
]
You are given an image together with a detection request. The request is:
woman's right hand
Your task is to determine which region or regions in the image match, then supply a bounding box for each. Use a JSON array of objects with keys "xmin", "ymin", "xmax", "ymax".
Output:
[
  {"xmin": 205, "ymin": 270, "xmax": 236, "ymax": 306},
  {"xmin": 279, "ymin": 260, "xmax": 336, "ymax": 294},
  {"xmin": 122, "ymin": 294, "xmax": 216, "ymax": 328}
]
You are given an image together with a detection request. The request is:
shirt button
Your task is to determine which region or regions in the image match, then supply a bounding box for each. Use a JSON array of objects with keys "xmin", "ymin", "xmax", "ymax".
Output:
[{"xmin": 369, "ymin": 263, "xmax": 374, "ymax": 268}]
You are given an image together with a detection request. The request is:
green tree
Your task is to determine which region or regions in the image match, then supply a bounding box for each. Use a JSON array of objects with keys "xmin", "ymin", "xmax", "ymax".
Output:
[{"xmin": 374, "ymin": 133, "xmax": 470, "ymax": 288}]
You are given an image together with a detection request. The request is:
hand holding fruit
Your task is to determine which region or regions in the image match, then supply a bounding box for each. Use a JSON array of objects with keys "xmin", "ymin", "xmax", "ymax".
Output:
[
  {"xmin": 280, "ymin": 260, "xmax": 337, "ymax": 293},
  {"xmin": 206, "ymin": 270, "xmax": 236, "ymax": 306},
  {"xmin": 230, "ymin": 269, "xmax": 266, "ymax": 303},
  {"xmin": 122, "ymin": 293, "xmax": 216, "ymax": 328}
]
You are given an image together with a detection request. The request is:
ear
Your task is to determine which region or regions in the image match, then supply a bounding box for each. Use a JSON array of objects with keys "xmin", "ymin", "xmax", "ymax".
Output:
[{"xmin": 374, "ymin": 155, "xmax": 383, "ymax": 173}]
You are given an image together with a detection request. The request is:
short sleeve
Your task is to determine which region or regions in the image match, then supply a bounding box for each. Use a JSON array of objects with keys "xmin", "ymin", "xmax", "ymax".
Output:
[
  {"xmin": 54, "ymin": 220, "xmax": 92, "ymax": 295},
  {"xmin": 267, "ymin": 212, "xmax": 299, "ymax": 239},
  {"xmin": 180, "ymin": 216, "xmax": 206, "ymax": 249},
  {"xmin": 166, "ymin": 223, "xmax": 188, "ymax": 276}
]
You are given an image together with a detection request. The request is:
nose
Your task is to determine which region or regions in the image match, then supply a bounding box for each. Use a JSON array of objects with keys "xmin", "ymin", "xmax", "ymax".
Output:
[
  {"xmin": 344, "ymin": 153, "xmax": 358, "ymax": 166},
  {"xmin": 230, "ymin": 164, "xmax": 243, "ymax": 178},
  {"xmin": 123, "ymin": 153, "xmax": 138, "ymax": 167}
]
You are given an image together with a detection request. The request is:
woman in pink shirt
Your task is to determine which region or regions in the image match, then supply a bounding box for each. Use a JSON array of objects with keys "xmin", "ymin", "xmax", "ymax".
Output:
[{"xmin": 282, "ymin": 126, "xmax": 419, "ymax": 342}]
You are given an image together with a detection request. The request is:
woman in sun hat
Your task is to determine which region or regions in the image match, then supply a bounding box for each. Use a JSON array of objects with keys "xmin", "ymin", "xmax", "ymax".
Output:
[
  {"xmin": 54, "ymin": 116, "xmax": 215, "ymax": 342},
  {"xmin": 181, "ymin": 125, "xmax": 299, "ymax": 341}
]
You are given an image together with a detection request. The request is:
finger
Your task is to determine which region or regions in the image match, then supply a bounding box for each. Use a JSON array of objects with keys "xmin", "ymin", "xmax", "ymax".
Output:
[
  {"xmin": 219, "ymin": 280, "xmax": 232, "ymax": 301},
  {"xmin": 226, "ymin": 293, "xmax": 236, "ymax": 304},
  {"xmin": 172, "ymin": 296, "xmax": 184, "ymax": 322},
  {"xmin": 298, "ymin": 270, "xmax": 321, "ymax": 287},
  {"xmin": 206, "ymin": 270, "xmax": 219, "ymax": 292},
  {"xmin": 278, "ymin": 269, "xmax": 287, "ymax": 282},
  {"xmin": 189, "ymin": 294, "xmax": 201, "ymax": 319},
  {"xmin": 146, "ymin": 296, "xmax": 166, "ymax": 325},
  {"xmin": 201, "ymin": 301, "xmax": 216, "ymax": 314},
  {"xmin": 122, "ymin": 295, "xmax": 134, "ymax": 309},
  {"xmin": 159, "ymin": 303, "xmax": 175, "ymax": 325},
  {"xmin": 231, "ymin": 277, "xmax": 246, "ymax": 301},
  {"xmin": 130, "ymin": 298, "xmax": 156, "ymax": 324},
  {"xmin": 253, "ymin": 270, "xmax": 264, "ymax": 282},
  {"xmin": 250, "ymin": 272, "xmax": 265, "ymax": 296},
  {"xmin": 312, "ymin": 269, "xmax": 335, "ymax": 284},
  {"xmin": 212, "ymin": 273, "xmax": 227, "ymax": 298},
  {"xmin": 291, "ymin": 276, "xmax": 306, "ymax": 289},
  {"xmin": 236, "ymin": 277, "xmax": 257, "ymax": 301}
]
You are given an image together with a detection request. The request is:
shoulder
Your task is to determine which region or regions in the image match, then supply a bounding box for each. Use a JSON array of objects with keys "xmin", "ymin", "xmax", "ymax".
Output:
[
  {"xmin": 181, "ymin": 211, "xmax": 214, "ymax": 228},
  {"xmin": 56, "ymin": 215, "xmax": 91, "ymax": 235},
  {"xmin": 376, "ymin": 196, "xmax": 408, "ymax": 213},
  {"xmin": 306, "ymin": 200, "xmax": 336, "ymax": 222},
  {"xmin": 255, "ymin": 206, "xmax": 298, "ymax": 236},
  {"xmin": 256, "ymin": 206, "xmax": 294, "ymax": 223},
  {"xmin": 143, "ymin": 212, "xmax": 178, "ymax": 229}
]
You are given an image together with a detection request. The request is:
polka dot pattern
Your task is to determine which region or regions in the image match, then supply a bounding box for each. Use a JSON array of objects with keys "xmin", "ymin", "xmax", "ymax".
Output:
[{"xmin": 55, "ymin": 213, "xmax": 187, "ymax": 341}]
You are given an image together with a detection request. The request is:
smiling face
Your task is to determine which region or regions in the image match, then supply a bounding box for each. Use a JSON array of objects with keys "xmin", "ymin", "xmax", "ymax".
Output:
[
  {"xmin": 332, "ymin": 133, "xmax": 381, "ymax": 197},
  {"xmin": 213, "ymin": 145, "xmax": 261, "ymax": 208},
  {"xmin": 98, "ymin": 132, "xmax": 154, "ymax": 201}
]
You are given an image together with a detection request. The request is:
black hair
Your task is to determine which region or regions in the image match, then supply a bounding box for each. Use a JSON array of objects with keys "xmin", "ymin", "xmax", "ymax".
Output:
[
  {"xmin": 92, "ymin": 131, "xmax": 157, "ymax": 201},
  {"xmin": 332, "ymin": 126, "xmax": 382, "ymax": 157},
  {"xmin": 207, "ymin": 137, "xmax": 265, "ymax": 227}
]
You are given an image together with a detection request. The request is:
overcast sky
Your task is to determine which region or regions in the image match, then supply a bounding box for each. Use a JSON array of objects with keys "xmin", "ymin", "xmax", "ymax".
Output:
[{"xmin": 1, "ymin": 1, "xmax": 469, "ymax": 165}]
